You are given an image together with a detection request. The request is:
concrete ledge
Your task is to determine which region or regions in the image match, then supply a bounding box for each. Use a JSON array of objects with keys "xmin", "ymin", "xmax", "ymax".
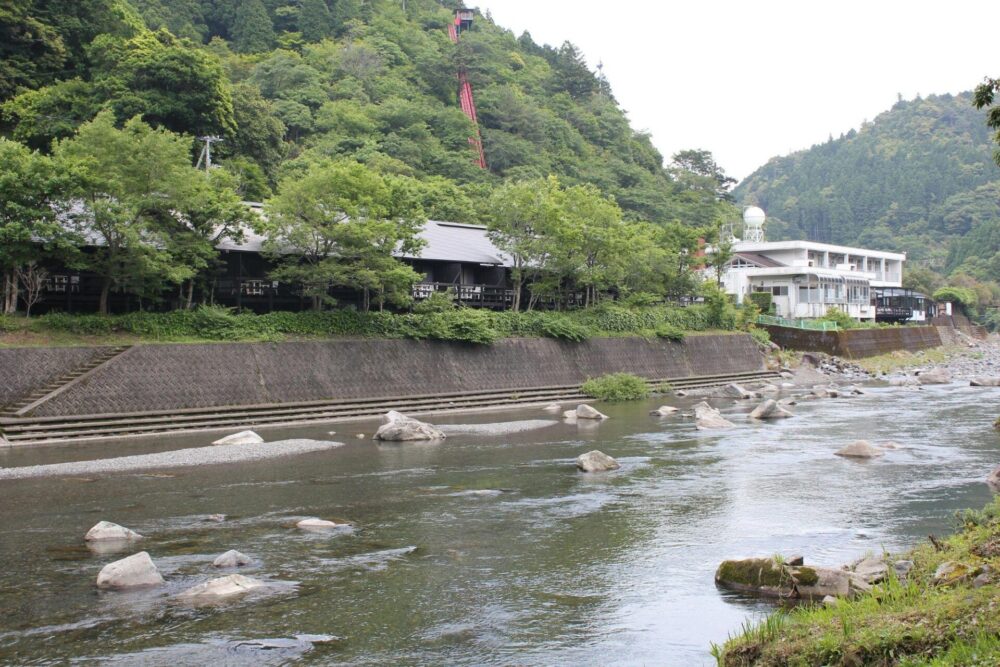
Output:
[{"xmin": 763, "ymin": 325, "xmax": 942, "ymax": 358}]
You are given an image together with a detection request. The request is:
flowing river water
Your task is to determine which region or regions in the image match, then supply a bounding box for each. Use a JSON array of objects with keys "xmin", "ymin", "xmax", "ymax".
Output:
[{"xmin": 0, "ymin": 382, "xmax": 998, "ymax": 665}]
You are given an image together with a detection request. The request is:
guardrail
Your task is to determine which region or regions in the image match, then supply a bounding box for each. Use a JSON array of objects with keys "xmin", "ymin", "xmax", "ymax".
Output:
[{"xmin": 757, "ymin": 314, "xmax": 839, "ymax": 332}]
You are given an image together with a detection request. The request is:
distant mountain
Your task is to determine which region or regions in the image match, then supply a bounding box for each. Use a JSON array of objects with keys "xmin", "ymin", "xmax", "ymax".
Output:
[{"xmin": 734, "ymin": 93, "xmax": 1000, "ymax": 274}]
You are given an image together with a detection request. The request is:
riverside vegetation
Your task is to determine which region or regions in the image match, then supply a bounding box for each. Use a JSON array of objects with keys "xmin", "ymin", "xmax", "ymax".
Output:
[{"xmin": 714, "ymin": 497, "xmax": 1000, "ymax": 666}]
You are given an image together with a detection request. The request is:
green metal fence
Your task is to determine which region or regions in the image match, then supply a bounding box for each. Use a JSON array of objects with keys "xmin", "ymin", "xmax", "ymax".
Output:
[{"xmin": 756, "ymin": 314, "xmax": 839, "ymax": 332}]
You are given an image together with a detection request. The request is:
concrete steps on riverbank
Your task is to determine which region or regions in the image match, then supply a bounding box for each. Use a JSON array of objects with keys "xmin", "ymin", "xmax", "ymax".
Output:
[
  {"xmin": 0, "ymin": 346, "xmax": 131, "ymax": 418},
  {"xmin": 0, "ymin": 370, "xmax": 780, "ymax": 445}
]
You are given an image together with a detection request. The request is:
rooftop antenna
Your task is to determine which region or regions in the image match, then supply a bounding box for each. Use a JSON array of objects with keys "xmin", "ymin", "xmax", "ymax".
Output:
[{"xmin": 196, "ymin": 136, "xmax": 223, "ymax": 172}]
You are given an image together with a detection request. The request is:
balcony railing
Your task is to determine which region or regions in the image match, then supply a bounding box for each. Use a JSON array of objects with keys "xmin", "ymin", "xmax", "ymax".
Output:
[
  {"xmin": 412, "ymin": 282, "xmax": 514, "ymax": 308},
  {"xmin": 757, "ymin": 314, "xmax": 839, "ymax": 331}
]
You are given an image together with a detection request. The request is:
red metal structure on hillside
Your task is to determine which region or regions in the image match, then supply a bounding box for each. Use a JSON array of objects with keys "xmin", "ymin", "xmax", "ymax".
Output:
[{"xmin": 448, "ymin": 9, "xmax": 487, "ymax": 169}]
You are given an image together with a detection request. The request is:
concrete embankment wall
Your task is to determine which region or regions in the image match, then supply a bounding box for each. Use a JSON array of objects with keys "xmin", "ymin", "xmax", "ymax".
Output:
[
  {"xmin": 762, "ymin": 325, "xmax": 942, "ymax": 358},
  {"xmin": 0, "ymin": 334, "xmax": 763, "ymax": 418}
]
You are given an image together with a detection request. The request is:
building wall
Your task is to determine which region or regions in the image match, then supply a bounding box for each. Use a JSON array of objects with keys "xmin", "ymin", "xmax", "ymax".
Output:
[{"xmin": 10, "ymin": 335, "xmax": 765, "ymax": 417}]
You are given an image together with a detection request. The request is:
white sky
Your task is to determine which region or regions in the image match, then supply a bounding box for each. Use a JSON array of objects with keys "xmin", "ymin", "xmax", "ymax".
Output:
[{"xmin": 479, "ymin": 0, "xmax": 1000, "ymax": 181}]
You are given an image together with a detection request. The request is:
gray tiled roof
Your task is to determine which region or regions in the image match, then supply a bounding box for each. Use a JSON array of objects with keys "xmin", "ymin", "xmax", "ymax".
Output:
[{"xmin": 217, "ymin": 220, "xmax": 511, "ymax": 267}]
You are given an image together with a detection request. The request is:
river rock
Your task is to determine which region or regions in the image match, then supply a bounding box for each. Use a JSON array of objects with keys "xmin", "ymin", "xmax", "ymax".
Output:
[
  {"xmin": 543, "ymin": 403, "xmax": 563, "ymax": 412},
  {"xmin": 761, "ymin": 384, "xmax": 780, "ymax": 394},
  {"xmin": 716, "ymin": 557, "xmax": 871, "ymax": 600},
  {"xmin": 889, "ymin": 376, "xmax": 919, "ymax": 387},
  {"xmin": 918, "ymin": 368, "xmax": 951, "ymax": 385},
  {"xmin": 987, "ymin": 465, "xmax": 1000, "ymax": 492},
  {"xmin": 970, "ymin": 377, "xmax": 1000, "ymax": 387},
  {"xmin": 213, "ymin": 549, "xmax": 252, "ymax": 568},
  {"xmin": 562, "ymin": 409, "xmax": 578, "ymax": 423},
  {"xmin": 85, "ymin": 521, "xmax": 143, "ymax": 542},
  {"xmin": 893, "ymin": 560, "xmax": 914, "ymax": 580},
  {"xmin": 649, "ymin": 405, "xmax": 679, "ymax": 417},
  {"xmin": 694, "ymin": 402, "xmax": 734, "ymax": 430},
  {"xmin": 852, "ymin": 556, "xmax": 889, "ymax": 584},
  {"xmin": 748, "ymin": 399, "xmax": 794, "ymax": 420},
  {"xmin": 373, "ymin": 411, "xmax": 445, "ymax": 441},
  {"xmin": 576, "ymin": 404, "xmax": 608, "ymax": 420},
  {"xmin": 835, "ymin": 440, "xmax": 884, "ymax": 459},
  {"xmin": 721, "ymin": 383, "xmax": 755, "ymax": 399},
  {"xmin": 933, "ymin": 561, "xmax": 975, "ymax": 586},
  {"xmin": 575, "ymin": 450, "xmax": 620, "ymax": 472},
  {"xmin": 175, "ymin": 574, "xmax": 266, "ymax": 602},
  {"xmin": 212, "ymin": 430, "xmax": 264, "ymax": 446},
  {"xmin": 297, "ymin": 518, "xmax": 344, "ymax": 531},
  {"xmin": 96, "ymin": 551, "xmax": 164, "ymax": 589}
]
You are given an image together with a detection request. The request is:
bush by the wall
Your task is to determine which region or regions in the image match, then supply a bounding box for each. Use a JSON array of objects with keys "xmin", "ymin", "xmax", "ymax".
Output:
[
  {"xmin": 539, "ymin": 316, "xmax": 591, "ymax": 342},
  {"xmin": 748, "ymin": 291, "xmax": 773, "ymax": 313},
  {"xmin": 580, "ymin": 373, "xmax": 650, "ymax": 401},
  {"xmin": 654, "ymin": 323, "xmax": 686, "ymax": 342}
]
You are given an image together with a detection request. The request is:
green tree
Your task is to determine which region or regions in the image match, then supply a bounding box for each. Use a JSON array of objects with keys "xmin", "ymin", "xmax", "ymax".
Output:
[
  {"xmin": 0, "ymin": 139, "xmax": 77, "ymax": 313},
  {"xmin": 53, "ymin": 111, "xmax": 241, "ymax": 314},
  {"xmin": 262, "ymin": 161, "xmax": 425, "ymax": 311},
  {"xmin": 232, "ymin": 0, "xmax": 274, "ymax": 54},
  {"xmin": 974, "ymin": 77, "xmax": 1000, "ymax": 166},
  {"xmin": 299, "ymin": 0, "xmax": 333, "ymax": 42},
  {"xmin": 2, "ymin": 78, "xmax": 101, "ymax": 151},
  {"xmin": 0, "ymin": 0, "xmax": 66, "ymax": 100}
]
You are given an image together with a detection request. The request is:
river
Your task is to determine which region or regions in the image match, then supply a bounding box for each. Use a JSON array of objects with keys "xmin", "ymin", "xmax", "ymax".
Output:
[{"xmin": 0, "ymin": 382, "xmax": 997, "ymax": 665}]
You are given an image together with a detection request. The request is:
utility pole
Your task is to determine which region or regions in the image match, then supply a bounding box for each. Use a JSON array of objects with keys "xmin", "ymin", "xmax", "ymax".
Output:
[{"xmin": 196, "ymin": 136, "xmax": 223, "ymax": 172}]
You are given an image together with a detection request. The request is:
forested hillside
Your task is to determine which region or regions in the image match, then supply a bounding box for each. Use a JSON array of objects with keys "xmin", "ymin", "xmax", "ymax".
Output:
[
  {"xmin": 1, "ymin": 0, "xmax": 733, "ymax": 227},
  {"xmin": 735, "ymin": 92, "xmax": 1000, "ymax": 315}
]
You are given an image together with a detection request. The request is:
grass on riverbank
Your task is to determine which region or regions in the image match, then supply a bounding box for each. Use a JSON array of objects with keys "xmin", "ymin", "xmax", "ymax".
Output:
[
  {"xmin": 713, "ymin": 497, "xmax": 1000, "ymax": 666},
  {"xmin": 0, "ymin": 303, "xmax": 752, "ymax": 347}
]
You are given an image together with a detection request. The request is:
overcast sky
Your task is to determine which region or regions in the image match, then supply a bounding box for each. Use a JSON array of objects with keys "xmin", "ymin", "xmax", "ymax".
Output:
[{"xmin": 479, "ymin": 0, "xmax": 999, "ymax": 182}]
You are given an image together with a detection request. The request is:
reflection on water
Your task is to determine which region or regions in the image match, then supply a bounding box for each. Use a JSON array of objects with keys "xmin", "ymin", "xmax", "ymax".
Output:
[{"xmin": 0, "ymin": 384, "xmax": 998, "ymax": 665}]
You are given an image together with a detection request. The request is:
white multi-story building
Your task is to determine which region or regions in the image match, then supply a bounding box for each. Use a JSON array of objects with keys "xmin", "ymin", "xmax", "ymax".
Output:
[{"xmin": 718, "ymin": 208, "xmax": 905, "ymax": 321}]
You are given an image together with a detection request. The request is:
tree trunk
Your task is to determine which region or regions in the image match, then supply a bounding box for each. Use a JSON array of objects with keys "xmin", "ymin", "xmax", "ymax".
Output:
[
  {"xmin": 3, "ymin": 270, "xmax": 18, "ymax": 314},
  {"xmin": 512, "ymin": 273, "xmax": 522, "ymax": 312},
  {"xmin": 186, "ymin": 280, "xmax": 195, "ymax": 310},
  {"xmin": 99, "ymin": 277, "xmax": 111, "ymax": 316}
]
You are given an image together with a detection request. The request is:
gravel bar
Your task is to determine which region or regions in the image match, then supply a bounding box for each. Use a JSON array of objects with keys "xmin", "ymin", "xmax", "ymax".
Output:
[{"xmin": 0, "ymin": 439, "xmax": 343, "ymax": 480}]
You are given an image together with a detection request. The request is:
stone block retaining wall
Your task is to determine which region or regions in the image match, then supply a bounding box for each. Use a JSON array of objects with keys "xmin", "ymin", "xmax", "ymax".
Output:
[
  {"xmin": 0, "ymin": 347, "xmax": 100, "ymax": 406},
  {"xmin": 9, "ymin": 335, "xmax": 763, "ymax": 417},
  {"xmin": 763, "ymin": 325, "xmax": 942, "ymax": 358}
]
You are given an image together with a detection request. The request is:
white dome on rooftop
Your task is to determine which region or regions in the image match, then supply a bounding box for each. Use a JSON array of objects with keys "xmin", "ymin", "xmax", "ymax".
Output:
[{"xmin": 743, "ymin": 206, "xmax": 766, "ymax": 227}]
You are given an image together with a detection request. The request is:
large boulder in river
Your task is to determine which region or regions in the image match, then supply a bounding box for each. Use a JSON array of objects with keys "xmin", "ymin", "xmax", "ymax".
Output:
[
  {"xmin": 576, "ymin": 404, "xmax": 608, "ymax": 420},
  {"xmin": 212, "ymin": 430, "xmax": 264, "ymax": 446},
  {"xmin": 720, "ymin": 383, "xmax": 756, "ymax": 400},
  {"xmin": 748, "ymin": 399, "xmax": 794, "ymax": 420},
  {"xmin": 987, "ymin": 465, "xmax": 1000, "ymax": 492},
  {"xmin": 297, "ymin": 518, "xmax": 345, "ymax": 532},
  {"xmin": 694, "ymin": 402, "xmax": 734, "ymax": 430},
  {"xmin": 85, "ymin": 521, "xmax": 143, "ymax": 542},
  {"xmin": 970, "ymin": 377, "xmax": 1000, "ymax": 387},
  {"xmin": 576, "ymin": 450, "xmax": 620, "ymax": 472},
  {"xmin": 918, "ymin": 368, "xmax": 951, "ymax": 385},
  {"xmin": 562, "ymin": 409, "xmax": 578, "ymax": 424},
  {"xmin": 373, "ymin": 411, "xmax": 445, "ymax": 441},
  {"xmin": 649, "ymin": 405, "xmax": 678, "ymax": 417},
  {"xmin": 213, "ymin": 549, "xmax": 252, "ymax": 568},
  {"xmin": 715, "ymin": 557, "xmax": 870, "ymax": 600},
  {"xmin": 175, "ymin": 574, "xmax": 266, "ymax": 602},
  {"xmin": 96, "ymin": 551, "xmax": 164, "ymax": 589},
  {"xmin": 835, "ymin": 440, "xmax": 884, "ymax": 459}
]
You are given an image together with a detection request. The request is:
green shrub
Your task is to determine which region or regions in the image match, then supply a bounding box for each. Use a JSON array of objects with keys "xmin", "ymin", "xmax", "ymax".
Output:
[
  {"xmin": 654, "ymin": 323, "xmax": 686, "ymax": 341},
  {"xmin": 580, "ymin": 372, "xmax": 650, "ymax": 401},
  {"xmin": 818, "ymin": 307, "xmax": 857, "ymax": 330},
  {"xmin": 621, "ymin": 292, "xmax": 663, "ymax": 308},
  {"xmin": 748, "ymin": 291, "xmax": 773, "ymax": 313},
  {"xmin": 748, "ymin": 327, "xmax": 772, "ymax": 346},
  {"xmin": 539, "ymin": 316, "xmax": 591, "ymax": 342},
  {"xmin": 933, "ymin": 286, "xmax": 978, "ymax": 309},
  {"xmin": 412, "ymin": 290, "xmax": 456, "ymax": 314}
]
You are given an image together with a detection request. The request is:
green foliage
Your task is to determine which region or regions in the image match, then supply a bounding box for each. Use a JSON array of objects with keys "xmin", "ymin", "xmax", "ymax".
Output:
[
  {"xmin": 412, "ymin": 290, "xmax": 456, "ymax": 314},
  {"xmin": 538, "ymin": 316, "xmax": 591, "ymax": 342},
  {"xmin": 933, "ymin": 286, "xmax": 979, "ymax": 308},
  {"xmin": 701, "ymin": 282, "xmax": 737, "ymax": 330},
  {"xmin": 232, "ymin": 0, "xmax": 274, "ymax": 54},
  {"xmin": 654, "ymin": 323, "xmax": 685, "ymax": 342},
  {"xmin": 748, "ymin": 327, "xmax": 771, "ymax": 347},
  {"xmin": 818, "ymin": 307, "xmax": 858, "ymax": 330},
  {"xmin": 580, "ymin": 372, "xmax": 649, "ymax": 402},
  {"xmin": 748, "ymin": 291, "xmax": 773, "ymax": 313}
]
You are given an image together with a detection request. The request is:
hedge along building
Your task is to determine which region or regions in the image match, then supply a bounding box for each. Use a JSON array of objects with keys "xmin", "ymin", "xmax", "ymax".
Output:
[
  {"xmin": 719, "ymin": 207, "xmax": 909, "ymax": 321},
  {"xmin": 28, "ymin": 207, "xmax": 515, "ymax": 314}
]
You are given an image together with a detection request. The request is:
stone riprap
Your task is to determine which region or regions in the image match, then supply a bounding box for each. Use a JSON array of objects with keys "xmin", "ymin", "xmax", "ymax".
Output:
[{"xmin": 0, "ymin": 439, "xmax": 341, "ymax": 479}]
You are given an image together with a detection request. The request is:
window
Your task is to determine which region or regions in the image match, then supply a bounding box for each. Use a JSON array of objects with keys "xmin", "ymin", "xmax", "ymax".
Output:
[
  {"xmin": 241, "ymin": 280, "xmax": 264, "ymax": 296},
  {"xmin": 45, "ymin": 275, "xmax": 69, "ymax": 293},
  {"xmin": 771, "ymin": 286, "xmax": 788, "ymax": 296}
]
